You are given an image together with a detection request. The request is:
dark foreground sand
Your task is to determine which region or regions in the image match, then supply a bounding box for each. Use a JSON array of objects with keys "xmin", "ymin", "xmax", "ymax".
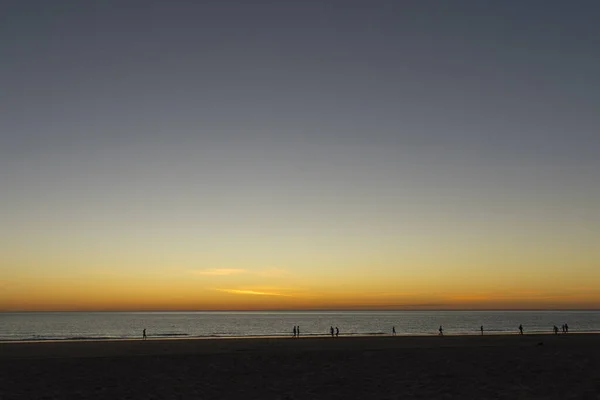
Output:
[{"xmin": 1, "ymin": 334, "xmax": 599, "ymax": 399}]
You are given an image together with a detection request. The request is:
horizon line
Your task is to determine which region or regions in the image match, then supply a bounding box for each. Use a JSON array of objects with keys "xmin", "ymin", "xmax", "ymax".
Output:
[{"xmin": 2, "ymin": 308, "xmax": 600, "ymax": 313}]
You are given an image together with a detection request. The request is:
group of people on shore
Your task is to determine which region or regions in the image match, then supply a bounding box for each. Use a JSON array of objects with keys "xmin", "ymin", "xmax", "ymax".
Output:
[
  {"xmin": 294, "ymin": 326, "xmax": 340, "ymax": 337},
  {"xmin": 141, "ymin": 322, "xmax": 572, "ymax": 339},
  {"xmin": 290, "ymin": 323, "xmax": 574, "ymax": 338},
  {"xmin": 553, "ymin": 323, "xmax": 570, "ymax": 335},
  {"xmin": 437, "ymin": 323, "xmax": 570, "ymax": 336}
]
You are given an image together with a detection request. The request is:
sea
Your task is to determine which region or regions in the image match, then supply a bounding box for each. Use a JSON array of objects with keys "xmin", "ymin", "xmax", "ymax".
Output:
[{"xmin": 1, "ymin": 310, "xmax": 599, "ymax": 342}]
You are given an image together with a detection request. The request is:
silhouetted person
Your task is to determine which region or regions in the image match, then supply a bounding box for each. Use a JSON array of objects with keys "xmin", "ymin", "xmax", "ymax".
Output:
[
  {"xmin": 392, "ymin": 326, "xmax": 396, "ymax": 336},
  {"xmin": 297, "ymin": 326, "xmax": 300, "ymax": 337},
  {"xmin": 330, "ymin": 326, "xmax": 334, "ymax": 337},
  {"xmin": 480, "ymin": 325, "xmax": 484, "ymax": 335},
  {"xmin": 143, "ymin": 329, "xmax": 147, "ymax": 340},
  {"xmin": 439, "ymin": 325, "xmax": 443, "ymax": 336},
  {"xmin": 293, "ymin": 326, "xmax": 297, "ymax": 337},
  {"xmin": 565, "ymin": 323, "xmax": 569, "ymax": 333},
  {"xmin": 553, "ymin": 325, "xmax": 559, "ymax": 335},
  {"xmin": 561, "ymin": 324, "xmax": 565, "ymax": 333},
  {"xmin": 519, "ymin": 324, "xmax": 523, "ymax": 335},
  {"xmin": 335, "ymin": 327, "xmax": 339, "ymax": 337}
]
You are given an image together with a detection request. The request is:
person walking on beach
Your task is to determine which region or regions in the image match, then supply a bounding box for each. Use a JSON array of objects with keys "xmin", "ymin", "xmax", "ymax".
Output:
[
  {"xmin": 438, "ymin": 325, "xmax": 443, "ymax": 336},
  {"xmin": 564, "ymin": 323, "xmax": 569, "ymax": 333},
  {"xmin": 518, "ymin": 324, "xmax": 523, "ymax": 335},
  {"xmin": 143, "ymin": 329, "xmax": 147, "ymax": 340},
  {"xmin": 330, "ymin": 326, "xmax": 334, "ymax": 337},
  {"xmin": 480, "ymin": 325, "xmax": 484, "ymax": 336},
  {"xmin": 553, "ymin": 325, "xmax": 559, "ymax": 335},
  {"xmin": 335, "ymin": 327, "xmax": 339, "ymax": 337},
  {"xmin": 392, "ymin": 326, "xmax": 396, "ymax": 336},
  {"xmin": 293, "ymin": 326, "xmax": 297, "ymax": 338},
  {"xmin": 297, "ymin": 326, "xmax": 300, "ymax": 337}
]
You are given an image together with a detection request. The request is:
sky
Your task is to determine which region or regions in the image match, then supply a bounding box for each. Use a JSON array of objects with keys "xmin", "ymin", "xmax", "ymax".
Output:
[{"xmin": 1, "ymin": 0, "xmax": 599, "ymax": 311}]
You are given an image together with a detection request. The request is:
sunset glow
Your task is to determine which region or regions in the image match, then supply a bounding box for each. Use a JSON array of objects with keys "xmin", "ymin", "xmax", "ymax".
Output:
[{"xmin": 2, "ymin": 2, "xmax": 599, "ymax": 312}]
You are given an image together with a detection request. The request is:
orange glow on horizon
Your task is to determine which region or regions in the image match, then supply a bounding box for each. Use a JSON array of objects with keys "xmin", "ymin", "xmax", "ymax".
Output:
[
  {"xmin": 3, "ymin": 232, "xmax": 599, "ymax": 312},
  {"xmin": 2, "ymin": 277, "xmax": 600, "ymax": 312}
]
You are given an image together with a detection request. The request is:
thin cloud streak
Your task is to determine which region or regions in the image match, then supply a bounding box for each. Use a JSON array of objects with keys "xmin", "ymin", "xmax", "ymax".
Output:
[
  {"xmin": 216, "ymin": 289, "xmax": 292, "ymax": 297},
  {"xmin": 373, "ymin": 292, "xmax": 416, "ymax": 297}
]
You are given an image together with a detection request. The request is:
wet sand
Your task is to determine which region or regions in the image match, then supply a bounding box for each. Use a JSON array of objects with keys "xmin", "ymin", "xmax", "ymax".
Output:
[{"xmin": 1, "ymin": 334, "xmax": 599, "ymax": 399}]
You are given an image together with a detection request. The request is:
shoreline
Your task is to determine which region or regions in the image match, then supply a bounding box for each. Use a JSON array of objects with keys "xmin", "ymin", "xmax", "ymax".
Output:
[
  {"xmin": 1, "ymin": 329, "xmax": 597, "ymax": 345},
  {"xmin": 2, "ymin": 332, "xmax": 598, "ymax": 360}
]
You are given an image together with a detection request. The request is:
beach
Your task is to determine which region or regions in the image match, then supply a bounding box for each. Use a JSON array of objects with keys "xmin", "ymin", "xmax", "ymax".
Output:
[{"xmin": 1, "ymin": 334, "xmax": 599, "ymax": 399}]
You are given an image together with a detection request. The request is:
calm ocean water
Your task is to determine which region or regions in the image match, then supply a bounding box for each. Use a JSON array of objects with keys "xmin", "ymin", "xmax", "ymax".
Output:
[{"xmin": 1, "ymin": 311, "xmax": 599, "ymax": 341}]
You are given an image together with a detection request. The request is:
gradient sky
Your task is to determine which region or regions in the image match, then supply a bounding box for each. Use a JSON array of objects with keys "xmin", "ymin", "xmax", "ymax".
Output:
[{"xmin": 2, "ymin": 1, "xmax": 599, "ymax": 311}]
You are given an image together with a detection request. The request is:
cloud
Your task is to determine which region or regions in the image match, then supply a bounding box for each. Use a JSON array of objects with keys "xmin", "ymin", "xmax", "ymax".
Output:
[
  {"xmin": 216, "ymin": 288, "xmax": 292, "ymax": 297},
  {"xmin": 373, "ymin": 292, "xmax": 415, "ymax": 297},
  {"xmin": 191, "ymin": 268, "xmax": 247, "ymax": 276}
]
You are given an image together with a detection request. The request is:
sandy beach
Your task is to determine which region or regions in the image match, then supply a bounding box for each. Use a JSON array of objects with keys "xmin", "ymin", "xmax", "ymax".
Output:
[{"xmin": 1, "ymin": 334, "xmax": 599, "ymax": 399}]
